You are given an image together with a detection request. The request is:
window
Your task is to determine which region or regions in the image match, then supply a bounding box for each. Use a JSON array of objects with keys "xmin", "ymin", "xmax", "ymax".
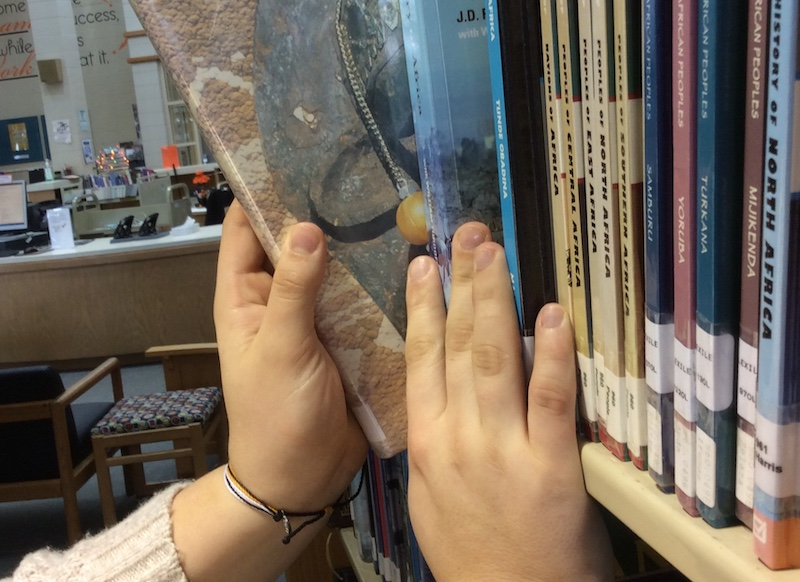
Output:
[{"xmin": 163, "ymin": 71, "xmax": 201, "ymax": 167}]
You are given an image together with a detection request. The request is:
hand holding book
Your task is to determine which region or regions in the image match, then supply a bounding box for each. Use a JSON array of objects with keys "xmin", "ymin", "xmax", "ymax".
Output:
[{"xmin": 404, "ymin": 221, "xmax": 613, "ymax": 582}]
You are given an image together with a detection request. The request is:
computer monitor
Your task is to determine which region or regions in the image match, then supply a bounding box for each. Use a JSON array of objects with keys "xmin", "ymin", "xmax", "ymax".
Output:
[{"xmin": 0, "ymin": 181, "xmax": 28, "ymax": 235}]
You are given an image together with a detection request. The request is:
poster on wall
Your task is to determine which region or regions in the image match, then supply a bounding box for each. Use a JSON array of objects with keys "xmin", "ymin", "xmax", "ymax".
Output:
[
  {"xmin": 53, "ymin": 119, "xmax": 72, "ymax": 144},
  {"xmin": 82, "ymin": 138, "xmax": 94, "ymax": 165},
  {"xmin": 0, "ymin": 116, "xmax": 46, "ymax": 166},
  {"xmin": 0, "ymin": 1, "xmax": 38, "ymax": 82}
]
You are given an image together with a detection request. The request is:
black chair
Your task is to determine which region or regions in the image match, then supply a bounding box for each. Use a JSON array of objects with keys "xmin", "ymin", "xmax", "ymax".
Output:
[{"xmin": 0, "ymin": 358, "xmax": 123, "ymax": 544}]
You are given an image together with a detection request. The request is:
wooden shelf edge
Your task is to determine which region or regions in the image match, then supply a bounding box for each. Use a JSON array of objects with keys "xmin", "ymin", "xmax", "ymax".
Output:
[
  {"xmin": 581, "ymin": 442, "xmax": 797, "ymax": 581},
  {"xmin": 337, "ymin": 527, "xmax": 382, "ymax": 582}
]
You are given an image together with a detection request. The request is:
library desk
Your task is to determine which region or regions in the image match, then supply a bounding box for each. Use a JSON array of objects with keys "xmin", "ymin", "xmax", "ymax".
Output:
[{"xmin": 0, "ymin": 225, "xmax": 222, "ymax": 368}]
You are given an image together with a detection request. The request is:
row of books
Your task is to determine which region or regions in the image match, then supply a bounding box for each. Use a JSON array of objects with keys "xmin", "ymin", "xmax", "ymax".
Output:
[
  {"xmin": 526, "ymin": 0, "xmax": 800, "ymax": 571},
  {"xmin": 351, "ymin": 0, "xmax": 799, "ymax": 577}
]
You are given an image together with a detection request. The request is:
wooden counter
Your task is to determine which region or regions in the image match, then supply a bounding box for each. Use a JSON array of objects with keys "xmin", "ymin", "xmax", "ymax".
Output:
[{"xmin": 0, "ymin": 225, "xmax": 222, "ymax": 368}]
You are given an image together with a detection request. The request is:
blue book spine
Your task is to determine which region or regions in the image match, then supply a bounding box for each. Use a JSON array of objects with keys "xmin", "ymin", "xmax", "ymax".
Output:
[
  {"xmin": 399, "ymin": 0, "xmax": 501, "ymax": 305},
  {"xmin": 693, "ymin": 0, "xmax": 748, "ymax": 528},
  {"xmin": 485, "ymin": 0, "xmax": 525, "ymax": 334},
  {"xmin": 753, "ymin": 0, "xmax": 800, "ymax": 568},
  {"xmin": 643, "ymin": 0, "xmax": 675, "ymax": 493}
]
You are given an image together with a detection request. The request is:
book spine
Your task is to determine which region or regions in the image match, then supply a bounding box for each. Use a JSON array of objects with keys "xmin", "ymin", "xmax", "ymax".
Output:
[
  {"xmin": 486, "ymin": 0, "xmax": 558, "ymax": 374},
  {"xmin": 557, "ymin": 0, "xmax": 599, "ymax": 443},
  {"xmin": 591, "ymin": 0, "xmax": 628, "ymax": 464},
  {"xmin": 672, "ymin": 0, "xmax": 700, "ymax": 516},
  {"xmin": 540, "ymin": 0, "xmax": 574, "ymax": 317},
  {"xmin": 350, "ymin": 467, "xmax": 377, "ymax": 564},
  {"xmin": 735, "ymin": 0, "xmax": 770, "ymax": 530},
  {"xmin": 485, "ymin": 0, "xmax": 527, "ymax": 334},
  {"xmin": 693, "ymin": 0, "xmax": 748, "ymax": 528},
  {"xmin": 578, "ymin": 0, "xmax": 608, "ymax": 445},
  {"xmin": 613, "ymin": 0, "xmax": 644, "ymax": 467},
  {"xmin": 753, "ymin": 0, "xmax": 800, "ymax": 568},
  {"xmin": 399, "ymin": 0, "xmax": 501, "ymax": 305},
  {"xmin": 643, "ymin": 0, "xmax": 675, "ymax": 492}
]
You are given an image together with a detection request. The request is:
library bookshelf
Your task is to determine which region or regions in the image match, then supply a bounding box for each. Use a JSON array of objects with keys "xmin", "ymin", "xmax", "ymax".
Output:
[
  {"xmin": 129, "ymin": 1, "xmax": 799, "ymax": 580},
  {"xmin": 582, "ymin": 443, "xmax": 797, "ymax": 581}
]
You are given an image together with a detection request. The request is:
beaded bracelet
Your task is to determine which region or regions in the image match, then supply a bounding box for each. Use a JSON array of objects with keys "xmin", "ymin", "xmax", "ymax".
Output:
[{"xmin": 223, "ymin": 463, "xmax": 363, "ymax": 544}]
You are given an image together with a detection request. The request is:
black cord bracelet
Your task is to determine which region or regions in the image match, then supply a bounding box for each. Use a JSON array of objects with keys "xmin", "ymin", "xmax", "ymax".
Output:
[{"xmin": 223, "ymin": 463, "xmax": 364, "ymax": 544}]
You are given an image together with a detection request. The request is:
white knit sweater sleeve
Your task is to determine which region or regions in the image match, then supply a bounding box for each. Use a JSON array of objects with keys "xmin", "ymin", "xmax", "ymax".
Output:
[{"xmin": 6, "ymin": 482, "xmax": 190, "ymax": 582}]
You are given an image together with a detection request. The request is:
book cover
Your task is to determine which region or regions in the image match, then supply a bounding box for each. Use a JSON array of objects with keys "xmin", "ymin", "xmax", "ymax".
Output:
[
  {"xmin": 485, "ymin": 0, "xmax": 558, "ymax": 374},
  {"xmin": 399, "ymin": 0, "xmax": 502, "ymax": 305},
  {"xmin": 672, "ymin": 0, "xmax": 701, "ymax": 516},
  {"xmin": 539, "ymin": 0, "xmax": 574, "ymax": 317},
  {"xmin": 752, "ymin": 0, "xmax": 800, "ymax": 568},
  {"xmin": 590, "ymin": 0, "xmax": 628, "ymax": 464},
  {"xmin": 643, "ymin": 0, "xmax": 675, "ymax": 492},
  {"xmin": 130, "ymin": 0, "xmax": 503, "ymax": 459},
  {"xmin": 612, "ymin": 0, "xmax": 645, "ymax": 468},
  {"xmin": 693, "ymin": 0, "xmax": 748, "ymax": 529},
  {"xmin": 577, "ymin": 0, "xmax": 607, "ymax": 445},
  {"xmin": 735, "ymin": 0, "xmax": 770, "ymax": 530},
  {"xmin": 556, "ymin": 0, "xmax": 599, "ymax": 444}
]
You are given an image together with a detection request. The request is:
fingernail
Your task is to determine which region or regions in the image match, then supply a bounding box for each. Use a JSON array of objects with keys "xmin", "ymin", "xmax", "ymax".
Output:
[
  {"xmin": 474, "ymin": 246, "xmax": 496, "ymax": 271},
  {"xmin": 538, "ymin": 303, "xmax": 565, "ymax": 329},
  {"xmin": 289, "ymin": 224, "xmax": 321, "ymax": 255},
  {"xmin": 408, "ymin": 256, "xmax": 433, "ymax": 280},
  {"xmin": 456, "ymin": 224, "xmax": 487, "ymax": 251}
]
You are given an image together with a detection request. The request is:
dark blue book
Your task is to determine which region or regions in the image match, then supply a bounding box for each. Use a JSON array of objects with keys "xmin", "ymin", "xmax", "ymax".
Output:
[
  {"xmin": 485, "ymin": 0, "xmax": 557, "ymax": 377},
  {"xmin": 643, "ymin": 0, "xmax": 675, "ymax": 493},
  {"xmin": 693, "ymin": 0, "xmax": 749, "ymax": 528}
]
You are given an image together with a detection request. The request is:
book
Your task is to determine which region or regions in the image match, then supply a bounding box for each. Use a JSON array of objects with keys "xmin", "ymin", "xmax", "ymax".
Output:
[
  {"xmin": 577, "ymin": 0, "xmax": 607, "ymax": 444},
  {"xmin": 556, "ymin": 0, "xmax": 599, "ymax": 443},
  {"xmin": 643, "ymin": 0, "xmax": 675, "ymax": 492},
  {"xmin": 671, "ymin": 0, "xmax": 701, "ymax": 516},
  {"xmin": 131, "ymin": 0, "xmax": 502, "ymax": 459},
  {"xmin": 612, "ymin": 0, "xmax": 644, "ymax": 467},
  {"xmin": 485, "ymin": 0, "xmax": 558, "ymax": 374},
  {"xmin": 590, "ymin": 0, "xmax": 628, "ymax": 465},
  {"xmin": 735, "ymin": 0, "xmax": 771, "ymax": 530},
  {"xmin": 350, "ymin": 467, "xmax": 377, "ymax": 564},
  {"xmin": 752, "ymin": 0, "xmax": 800, "ymax": 568},
  {"xmin": 693, "ymin": 0, "xmax": 748, "ymax": 528},
  {"xmin": 399, "ymin": 0, "xmax": 502, "ymax": 305},
  {"xmin": 539, "ymin": 0, "xmax": 574, "ymax": 317}
]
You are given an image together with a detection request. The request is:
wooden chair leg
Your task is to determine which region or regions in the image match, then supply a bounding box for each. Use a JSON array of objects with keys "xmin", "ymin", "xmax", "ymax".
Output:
[
  {"xmin": 190, "ymin": 424, "xmax": 208, "ymax": 477},
  {"xmin": 62, "ymin": 480, "xmax": 83, "ymax": 545},
  {"xmin": 122, "ymin": 443, "xmax": 148, "ymax": 498},
  {"xmin": 92, "ymin": 439, "xmax": 119, "ymax": 527},
  {"xmin": 216, "ymin": 407, "xmax": 229, "ymax": 464}
]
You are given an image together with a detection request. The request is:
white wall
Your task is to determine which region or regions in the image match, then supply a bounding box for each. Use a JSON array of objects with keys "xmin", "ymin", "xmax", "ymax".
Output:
[{"xmin": 27, "ymin": 0, "xmax": 93, "ymax": 175}]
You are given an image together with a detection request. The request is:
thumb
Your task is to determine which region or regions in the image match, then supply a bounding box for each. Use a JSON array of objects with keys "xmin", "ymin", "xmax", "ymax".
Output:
[{"xmin": 257, "ymin": 222, "xmax": 328, "ymax": 347}]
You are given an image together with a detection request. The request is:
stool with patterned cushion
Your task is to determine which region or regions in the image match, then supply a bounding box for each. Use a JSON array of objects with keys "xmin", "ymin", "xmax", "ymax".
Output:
[{"xmin": 91, "ymin": 387, "xmax": 227, "ymax": 527}]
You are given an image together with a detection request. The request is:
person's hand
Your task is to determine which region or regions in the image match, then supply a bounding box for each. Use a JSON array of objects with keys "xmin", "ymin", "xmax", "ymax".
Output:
[
  {"xmin": 172, "ymin": 204, "xmax": 367, "ymax": 581},
  {"xmin": 214, "ymin": 202, "xmax": 368, "ymax": 511},
  {"xmin": 404, "ymin": 222, "xmax": 613, "ymax": 581}
]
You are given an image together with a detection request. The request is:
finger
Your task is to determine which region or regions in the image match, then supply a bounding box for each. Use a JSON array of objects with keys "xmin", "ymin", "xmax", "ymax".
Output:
[
  {"xmin": 444, "ymin": 223, "xmax": 492, "ymax": 408},
  {"xmin": 405, "ymin": 255, "xmax": 447, "ymax": 430},
  {"xmin": 527, "ymin": 303, "xmax": 580, "ymax": 456},
  {"xmin": 255, "ymin": 222, "xmax": 328, "ymax": 348},
  {"xmin": 470, "ymin": 242, "xmax": 526, "ymax": 435},
  {"xmin": 213, "ymin": 202, "xmax": 273, "ymax": 341}
]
